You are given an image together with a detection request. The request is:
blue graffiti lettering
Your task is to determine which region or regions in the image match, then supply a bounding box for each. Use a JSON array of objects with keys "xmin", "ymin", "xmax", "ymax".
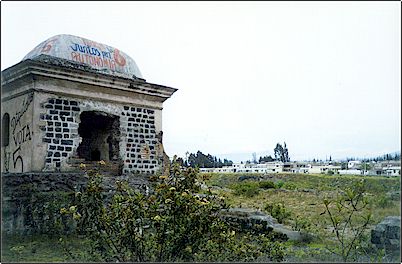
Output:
[
  {"xmin": 102, "ymin": 51, "xmax": 111, "ymax": 59},
  {"xmin": 78, "ymin": 45, "xmax": 86, "ymax": 53},
  {"xmin": 71, "ymin": 43, "xmax": 103, "ymax": 57},
  {"xmin": 70, "ymin": 43, "xmax": 79, "ymax": 51}
]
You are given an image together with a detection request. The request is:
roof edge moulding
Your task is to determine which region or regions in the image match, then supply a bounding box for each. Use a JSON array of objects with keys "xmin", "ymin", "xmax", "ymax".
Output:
[{"xmin": 22, "ymin": 34, "xmax": 144, "ymax": 80}]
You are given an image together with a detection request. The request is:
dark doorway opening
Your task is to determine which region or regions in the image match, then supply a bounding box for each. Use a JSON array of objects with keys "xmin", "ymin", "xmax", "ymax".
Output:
[
  {"xmin": 77, "ymin": 111, "xmax": 120, "ymax": 162},
  {"xmin": 91, "ymin": 149, "xmax": 101, "ymax": 161}
]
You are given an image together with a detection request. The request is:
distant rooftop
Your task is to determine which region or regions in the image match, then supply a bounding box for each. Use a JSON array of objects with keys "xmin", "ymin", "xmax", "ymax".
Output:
[{"xmin": 23, "ymin": 34, "xmax": 143, "ymax": 79}]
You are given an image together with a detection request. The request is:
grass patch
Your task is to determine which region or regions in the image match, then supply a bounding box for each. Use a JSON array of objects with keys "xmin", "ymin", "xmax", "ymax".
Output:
[
  {"xmin": 1, "ymin": 234, "xmax": 89, "ymax": 262},
  {"xmin": 230, "ymin": 181, "xmax": 260, "ymax": 197},
  {"xmin": 202, "ymin": 172, "xmax": 400, "ymax": 194},
  {"xmin": 259, "ymin": 181, "xmax": 276, "ymax": 189},
  {"xmin": 203, "ymin": 172, "xmax": 401, "ymax": 257}
]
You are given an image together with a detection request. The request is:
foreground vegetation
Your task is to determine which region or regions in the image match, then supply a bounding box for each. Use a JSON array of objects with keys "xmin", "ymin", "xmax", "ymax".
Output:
[
  {"xmin": 2, "ymin": 167, "xmax": 400, "ymax": 262},
  {"xmin": 3, "ymin": 163, "xmax": 284, "ymax": 262},
  {"xmin": 201, "ymin": 172, "xmax": 400, "ymax": 262}
]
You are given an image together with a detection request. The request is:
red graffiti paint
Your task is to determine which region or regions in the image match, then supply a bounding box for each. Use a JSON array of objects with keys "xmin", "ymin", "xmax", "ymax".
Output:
[
  {"xmin": 24, "ymin": 35, "xmax": 142, "ymax": 78},
  {"xmin": 114, "ymin": 49, "xmax": 126, "ymax": 67},
  {"xmin": 71, "ymin": 52, "xmax": 116, "ymax": 71},
  {"xmin": 41, "ymin": 38, "xmax": 58, "ymax": 53}
]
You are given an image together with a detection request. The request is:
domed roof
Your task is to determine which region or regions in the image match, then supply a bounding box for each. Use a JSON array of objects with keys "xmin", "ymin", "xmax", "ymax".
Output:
[{"xmin": 23, "ymin": 34, "xmax": 143, "ymax": 79}]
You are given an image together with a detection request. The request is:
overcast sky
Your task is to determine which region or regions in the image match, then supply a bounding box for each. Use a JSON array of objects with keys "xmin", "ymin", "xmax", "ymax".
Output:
[{"xmin": 1, "ymin": 1, "xmax": 400, "ymax": 162}]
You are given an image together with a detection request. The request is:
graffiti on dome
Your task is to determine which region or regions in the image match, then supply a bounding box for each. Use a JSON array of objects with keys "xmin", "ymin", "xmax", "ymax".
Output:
[
  {"xmin": 70, "ymin": 38, "xmax": 126, "ymax": 71},
  {"xmin": 23, "ymin": 35, "xmax": 142, "ymax": 78}
]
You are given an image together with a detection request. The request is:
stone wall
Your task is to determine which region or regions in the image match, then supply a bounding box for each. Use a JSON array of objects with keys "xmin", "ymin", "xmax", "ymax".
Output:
[
  {"xmin": 219, "ymin": 207, "xmax": 302, "ymax": 241},
  {"xmin": 1, "ymin": 91, "xmax": 34, "ymax": 173},
  {"xmin": 121, "ymin": 105, "xmax": 159, "ymax": 174},
  {"xmin": 371, "ymin": 216, "xmax": 401, "ymax": 252},
  {"xmin": 36, "ymin": 94, "xmax": 163, "ymax": 174},
  {"xmin": 1, "ymin": 172, "xmax": 87, "ymax": 235},
  {"xmin": 1, "ymin": 171, "xmax": 152, "ymax": 235},
  {"xmin": 40, "ymin": 98, "xmax": 81, "ymax": 170}
]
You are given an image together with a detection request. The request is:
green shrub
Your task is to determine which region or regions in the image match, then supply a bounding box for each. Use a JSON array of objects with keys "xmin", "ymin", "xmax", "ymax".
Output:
[
  {"xmin": 62, "ymin": 161, "xmax": 284, "ymax": 262},
  {"xmin": 275, "ymin": 180, "xmax": 284, "ymax": 189},
  {"xmin": 264, "ymin": 203, "xmax": 291, "ymax": 224},
  {"xmin": 259, "ymin": 181, "xmax": 276, "ymax": 189},
  {"xmin": 231, "ymin": 182, "xmax": 260, "ymax": 197},
  {"xmin": 375, "ymin": 194, "xmax": 393, "ymax": 208},
  {"xmin": 282, "ymin": 182, "xmax": 297, "ymax": 190},
  {"xmin": 292, "ymin": 215, "xmax": 311, "ymax": 232},
  {"xmin": 23, "ymin": 191, "xmax": 75, "ymax": 235}
]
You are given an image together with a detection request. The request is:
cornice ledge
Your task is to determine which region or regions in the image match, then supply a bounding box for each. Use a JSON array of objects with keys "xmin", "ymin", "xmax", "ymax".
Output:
[{"xmin": 2, "ymin": 60, "xmax": 178, "ymax": 101}]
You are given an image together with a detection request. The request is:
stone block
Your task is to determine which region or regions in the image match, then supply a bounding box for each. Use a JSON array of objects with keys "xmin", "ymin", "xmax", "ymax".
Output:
[
  {"xmin": 386, "ymin": 239, "xmax": 401, "ymax": 250},
  {"xmin": 371, "ymin": 228, "xmax": 385, "ymax": 244},
  {"xmin": 371, "ymin": 216, "xmax": 400, "ymax": 251},
  {"xmin": 61, "ymin": 139, "xmax": 73, "ymax": 145},
  {"xmin": 386, "ymin": 225, "xmax": 400, "ymax": 239}
]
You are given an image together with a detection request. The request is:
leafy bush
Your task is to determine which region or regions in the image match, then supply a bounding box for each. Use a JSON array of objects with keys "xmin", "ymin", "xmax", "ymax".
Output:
[
  {"xmin": 259, "ymin": 181, "xmax": 276, "ymax": 189},
  {"xmin": 231, "ymin": 182, "xmax": 260, "ymax": 197},
  {"xmin": 375, "ymin": 194, "xmax": 393, "ymax": 208},
  {"xmin": 264, "ymin": 203, "xmax": 291, "ymax": 224},
  {"xmin": 292, "ymin": 215, "xmax": 311, "ymax": 232},
  {"xmin": 282, "ymin": 182, "xmax": 297, "ymax": 190},
  {"xmin": 275, "ymin": 180, "xmax": 285, "ymax": 189},
  {"xmin": 62, "ymin": 161, "xmax": 284, "ymax": 262},
  {"xmin": 24, "ymin": 191, "xmax": 75, "ymax": 235}
]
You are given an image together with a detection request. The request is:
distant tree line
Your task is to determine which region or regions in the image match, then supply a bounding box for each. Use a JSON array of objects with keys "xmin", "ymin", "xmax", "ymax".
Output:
[
  {"xmin": 311, "ymin": 152, "xmax": 400, "ymax": 163},
  {"xmin": 258, "ymin": 155, "xmax": 275, "ymax": 163},
  {"xmin": 176, "ymin": 151, "xmax": 233, "ymax": 168},
  {"xmin": 360, "ymin": 152, "xmax": 401, "ymax": 162}
]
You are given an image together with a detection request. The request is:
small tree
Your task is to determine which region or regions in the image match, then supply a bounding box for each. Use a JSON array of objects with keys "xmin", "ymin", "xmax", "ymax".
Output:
[
  {"xmin": 252, "ymin": 152, "xmax": 257, "ymax": 164},
  {"xmin": 283, "ymin": 142, "xmax": 290, "ymax": 162},
  {"xmin": 360, "ymin": 163, "xmax": 372, "ymax": 172},
  {"xmin": 321, "ymin": 179, "xmax": 373, "ymax": 262},
  {"xmin": 274, "ymin": 143, "xmax": 283, "ymax": 162},
  {"xmin": 274, "ymin": 142, "xmax": 290, "ymax": 162}
]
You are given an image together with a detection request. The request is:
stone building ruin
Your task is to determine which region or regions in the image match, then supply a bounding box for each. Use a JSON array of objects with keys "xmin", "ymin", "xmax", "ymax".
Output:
[{"xmin": 1, "ymin": 34, "xmax": 177, "ymax": 176}]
